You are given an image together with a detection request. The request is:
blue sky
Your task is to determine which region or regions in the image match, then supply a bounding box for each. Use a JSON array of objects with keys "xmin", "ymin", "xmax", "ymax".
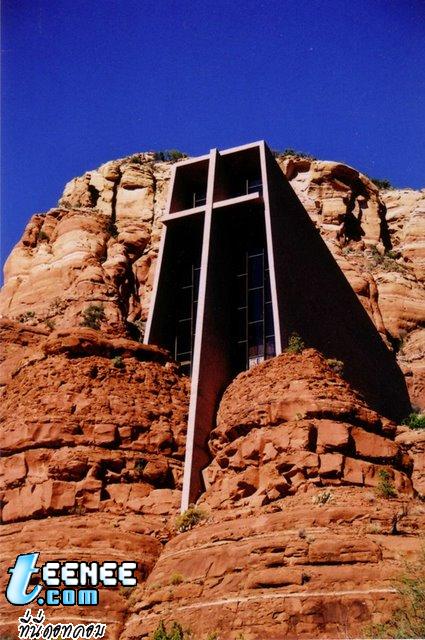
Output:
[{"xmin": 2, "ymin": 0, "xmax": 425, "ymax": 272}]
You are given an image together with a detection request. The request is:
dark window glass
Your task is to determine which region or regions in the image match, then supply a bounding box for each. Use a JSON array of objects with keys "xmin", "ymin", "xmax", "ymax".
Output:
[
  {"xmin": 247, "ymin": 178, "xmax": 262, "ymax": 194},
  {"xmin": 248, "ymin": 253, "xmax": 263, "ymax": 288},
  {"xmin": 248, "ymin": 288, "xmax": 263, "ymax": 322},
  {"xmin": 248, "ymin": 322, "xmax": 264, "ymax": 357},
  {"xmin": 177, "ymin": 287, "xmax": 192, "ymax": 318},
  {"xmin": 234, "ymin": 247, "xmax": 275, "ymax": 371},
  {"xmin": 266, "ymin": 336, "xmax": 276, "ymax": 358},
  {"xmin": 176, "ymin": 319, "xmax": 191, "ymax": 354}
]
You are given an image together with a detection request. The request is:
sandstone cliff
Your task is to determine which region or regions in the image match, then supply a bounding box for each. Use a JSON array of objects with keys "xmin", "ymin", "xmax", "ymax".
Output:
[
  {"xmin": 1, "ymin": 152, "xmax": 424, "ymax": 408},
  {"xmin": 1, "ymin": 151, "xmax": 424, "ymax": 639}
]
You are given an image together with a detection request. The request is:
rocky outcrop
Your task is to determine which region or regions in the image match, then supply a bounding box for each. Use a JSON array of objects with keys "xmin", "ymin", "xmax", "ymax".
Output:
[
  {"xmin": 121, "ymin": 351, "xmax": 425, "ymax": 639},
  {"xmin": 1, "ymin": 152, "xmax": 424, "ymax": 408},
  {"xmin": 0, "ymin": 321, "xmax": 190, "ymax": 638},
  {"xmin": 1, "ymin": 151, "xmax": 424, "ymax": 639}
]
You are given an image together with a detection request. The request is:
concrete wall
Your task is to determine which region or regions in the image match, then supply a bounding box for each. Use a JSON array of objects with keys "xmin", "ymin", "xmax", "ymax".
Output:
[{"xmin": 263, "ymin": 145, "xmax": 410, "ymax": 421}]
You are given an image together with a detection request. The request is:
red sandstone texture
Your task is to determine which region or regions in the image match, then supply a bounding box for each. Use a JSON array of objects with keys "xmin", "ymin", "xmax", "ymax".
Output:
[
  {"xmin": 1, "ymin": 152, "xmax": 424, "ymax": 639},
  {"xmin": 0, "ymin": 322, "xmax": 189, "ymax": 637},
  {"xmin": 0, "ymin": 152, "xmax": 424, "ymax": 408},
  {"xmin": 121, "ymin": 352, "xmax": 425, "ymax": 639}
]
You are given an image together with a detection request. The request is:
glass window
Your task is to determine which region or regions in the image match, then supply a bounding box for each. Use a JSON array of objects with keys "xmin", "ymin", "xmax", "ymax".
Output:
[
  {"xmin": 248, "ymin": 253, "xmax": 263, "ymax": 289},
  {"xmin": 248, "ymin": 288, "xmax": 263, "ymax": 322}
]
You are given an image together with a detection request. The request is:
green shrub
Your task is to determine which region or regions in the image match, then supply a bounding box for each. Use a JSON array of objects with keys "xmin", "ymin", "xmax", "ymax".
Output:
[
  {"xmin": 80, "ymin": 304, "xmax": 105, "ymax": 330},
  {"xmin": 112, "ymin": 355, "xmax": 124, "ymax": 369},
  {"xmin": 151, "ymin": 621, "xmax": 189, "ymax": 640},
  {"xmin": 368, "ymin": 245, "xmax": 406, "ymax": 273},
  {"xmin": 364, "ymin": 545, "xmax": 425, "ymax": 638},
  {"xmin": 175, "ymin": 505, "xmax": 206, "ymax": 533},
  {"xmin": 169, "ymin": 572, "xmax": 184, "ymax": 586},
  {"xmin": 45, "ymin": 318, "xmax": 56, "ymax": 330},
  {"xmin": 154, "ymin": 150, "xmax": 188, "ymax": 162},
  {"xmin": 326, "ymin": 358, "xmax": 344, "ymax": 375},
  {"xmin": 37, "ymin": 230, "xmax": 49, "ymax": 242},
  {"xmin": 313, "ymin": 490, "xmax": 333, "ymax": 505},
  {"xmin": 402, "ymin": 413, "xmax": 425, "ymax": 430},
  {"xmin": 376, "ymin": 469, "xmax": 397, "ymax": 499},
  {"xmin": 128, "ymin": 153, "xmax": 143, "ymax": 164},
  {"xmin": 285, "ymin": 333, "xmax": 305, "ymax": 354},
  {"xmin": 272, "ymin": 148, "xmax": 316, "ymax": 161},
  {"xmin": 17, "ymin": 311, "xmax": 36, "ymax": 323},
  {"xmin": 371, "ymin": 177, "xmax": 393, "ymax": 190}
]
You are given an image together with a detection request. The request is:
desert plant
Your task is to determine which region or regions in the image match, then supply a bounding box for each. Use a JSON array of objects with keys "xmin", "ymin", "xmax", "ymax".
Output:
[
  {"xmin": 154, "ymin": 150, "xmax": 187, "ymax": 162},
  {"xmin": 371, "ymin": 177, "xmax": 393, "ymax": 190},
  {"xmin": 368, "ymin": 245, "xmax": 406, "ymax": 273},
  {"xmin": 37, "ymin": 229, "xmax": 49, "ymax": 242},
  {"xmin": 151, "ymin": 621, "xmax": 189, "ymax": 640},
  {"xmin": 17, "ymin": 311, "xmax": 36, "ymax": 323},
  {"xmin": 119, "ymin": 585, "xmax": 135, "ymax": 599},
  {"xmin": 80, "ymin": 303, "xmax": 105, "ymax": 330},
  {"xmin": 169, "ymin": 572, "xmax": 184, "ymax": 586},
  {"xmin": 376, "ymin": 469, "xmax": 397, "ymax": 499},
  {"xmin": 128, "ymin": 153, "xmax": 143, "ymax": 164},
  {"xmin": 45, "ymin": 318, "xmax": 56, "ymax": 330},
  {"xmin": 313, "ymin": 490, "xmax": 333, "ymax": 505},
  {"xmin": 272, "ymin": 148, "xmax": 316, "ymax": 160},
  {"xmin": 285, "ymin": 332, "xmax": 305, "ymax": 354},
  {"xmin": 363, "ymin": 545, "xmax": 425, "ymax": 638},
  {"xmin": 112, "ymin": 355, "xmax": 124, "ymax": 369},
  {"xmin": 175, "ymin": 504, "xmax": 206, "ymax": 533},
  {"xmin": 326, "ymin": 358, "xmax": 344, "ymax": 375},
  {"xmin": 73, "ymin": 504, "xmax": 86, "ymax": 516},
  {"xmin": 402, "ymin": 413, "xmax": 425, "ymax": 430}
]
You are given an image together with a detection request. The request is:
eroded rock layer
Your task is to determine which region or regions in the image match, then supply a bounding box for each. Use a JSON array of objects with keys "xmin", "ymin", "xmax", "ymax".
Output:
[
  {"xmin": 0, "ymin": 322, "xmax": 189, "ymax": 638},
  {"xmin": 122, "ymin": 352, "xmax": 425, "ymax": 639},
  {"xmin": 1, "ymin": 153, "xmax": 424, "ymax": 409}
]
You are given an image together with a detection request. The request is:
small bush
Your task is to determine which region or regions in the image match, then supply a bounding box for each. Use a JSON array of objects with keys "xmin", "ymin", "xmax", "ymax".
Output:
[
  {"xmin": 402, "ymin": 413, "xmax": 425, "ymax": 430},
  {"xmin": 272, "ymin": 148, "xmax": 316, "ymax": 161},
  {"xmin": 169, "ymin": 572, "xmax": 184, "ymax": 586},
  {"xmin": 371, "ymin": 177, "xmax": 393, "ymax": 190},
  {"xmin": 285, "ymin": 333, "xmax": 305, "ymax": 354},
  {"xmin": 313, "ymin": 490, "xmax": 333, "ymax": 505},
  {"xmin": 364, "ymin": 545, "xmax": 425, "ymax": 638},
  {"xmin": 128, "ymin": 153, "xmax": 143, "ymax": 164},
  {"xmin": 80, "ymin": 304, "xmax": 105, "ymax": 330},
  {"xmin": 37, "ymin": 230, "xmax": 49, "ymax": 242},
  {"xmin": 112, "ymin": 355, "xmax": 124, "ymax": 369},
  {"xmin": 376, "ymin": 469, "xmax": 397, "ymax": 499},
  {"xmin": 73, "ymin": 504, "xmax": 86, "ymax": 515},
  {"xmin": 368, "ymin": 245, "xmax": 406, "ymax": 273},
  {"xmin": 326, "ymin": 358, "xmax": 344, "ymax": 375},
  {"xmin": 45, "ymin": 318, "xmax": 56, "ymax": 330},
  {"xmin": 119, "ymin": 585, "xmax": 135, "ymax": 599},
  {"xmin": 175, "ymin": 504, "xmax": 206, "ymax": 533},
  {"xmin": 154, "ymin": 150, "xmax": 188, "ymax": 162},
  {"xmin": 151, "ymin": 621, "xmax": 188, "ymax": 640},
  {"xmin": 17, "ymin": 311, "xmax": 36, "ymax": 323}
]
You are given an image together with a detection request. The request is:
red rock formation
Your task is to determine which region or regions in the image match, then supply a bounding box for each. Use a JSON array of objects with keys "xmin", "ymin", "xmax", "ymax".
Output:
[
  {"xmin": 121, "ymin": 351, "xmax": 425, "ymax": 639},
  {"xmin": 1, "ymin": 152, "xmax": 424, "ymax": 408},
  {"xmin": 0, "ymin": 321, "xmax": 189, "ymax": 638},
  {"xmin": 1, "ymin": 151, "xmax": 424, "ymax": 639}
]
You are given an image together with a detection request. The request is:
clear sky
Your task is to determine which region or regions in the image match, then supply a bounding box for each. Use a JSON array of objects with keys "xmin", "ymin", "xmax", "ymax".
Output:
[{"xmin": 2, "ymin": 0, "xmax": 424, "ymax": 273}]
